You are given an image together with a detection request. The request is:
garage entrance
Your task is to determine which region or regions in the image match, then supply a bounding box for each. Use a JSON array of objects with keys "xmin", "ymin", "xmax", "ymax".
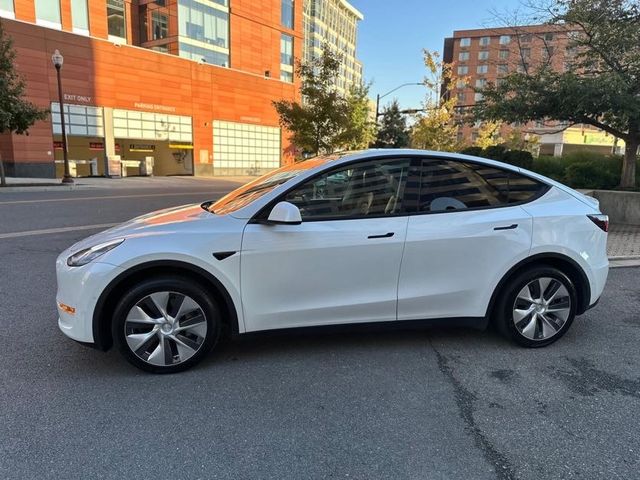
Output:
[{"xmin": 113, "ymin": 109, "xmax": 194, "ymax": 176}]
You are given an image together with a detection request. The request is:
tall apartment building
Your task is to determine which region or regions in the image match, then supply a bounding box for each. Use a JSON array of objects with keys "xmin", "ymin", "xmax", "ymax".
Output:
[
  {"xmin": 303, "ymin": 0, "xmax": 363, "ymax": 94},
  {"xmin": 0, "ymin": 0, "xmax": 302, "ymax": 178},
  {"xmin": 443, "ymin": 25, "xmax": 624, "ymax": 156}
]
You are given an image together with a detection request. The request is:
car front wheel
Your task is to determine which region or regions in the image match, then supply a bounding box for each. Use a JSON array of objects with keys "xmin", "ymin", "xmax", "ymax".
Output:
[
  {"xmin": 112, "ymin": 275, "xmax": 220, "ymax": 373},
  {"xmin": 496, "ymin": 266, "xmax": 577, "ymax": 347}
]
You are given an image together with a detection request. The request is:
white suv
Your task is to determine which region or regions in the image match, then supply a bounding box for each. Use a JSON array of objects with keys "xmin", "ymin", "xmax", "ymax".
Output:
[{"xmin": 56, "ymin": 150, "xmax": 609, "ymax": 373}]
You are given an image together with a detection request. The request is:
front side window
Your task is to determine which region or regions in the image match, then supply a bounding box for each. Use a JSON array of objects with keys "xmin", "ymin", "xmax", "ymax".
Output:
[
  {"xmin": 284, "ymin": 159, "xmax": 411, "ymax": 220},
  {"xmin": 107, "ymin": 0, "xmax": 126, "ymax": 39},
  {"xmin": 71, "ymin": 0, "xmax": 89, "ymax": 32},
  {"xmin": 35, "ymin": 0, "xmax": 61, "ymax": 27},
  {"xmin": 416, "ymin": 159, "xmax": 546, "ymax": 213},
  {"xmin": 281, "ymin": 0, "xmax": 294, "ymax": 29}
]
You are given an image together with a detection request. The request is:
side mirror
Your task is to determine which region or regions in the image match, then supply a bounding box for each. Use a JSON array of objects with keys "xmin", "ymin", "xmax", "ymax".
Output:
[{"xmin": 267, "ymin": 201, "xmax": 302, "ymax": 225}]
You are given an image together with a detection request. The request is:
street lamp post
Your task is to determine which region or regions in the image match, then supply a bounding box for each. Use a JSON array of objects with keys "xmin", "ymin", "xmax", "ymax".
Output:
[
  {"xmin": 375, "ymin": 82, "xmax": 423, "ymax": 122},
  {"xmin": 51, "ymin": 49, "xmax": 73, "ymax": 184}
]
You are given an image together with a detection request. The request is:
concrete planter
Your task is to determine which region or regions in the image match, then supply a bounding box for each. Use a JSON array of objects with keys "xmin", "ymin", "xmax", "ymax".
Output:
[{"xmin": 587, "ymin": 190, "xmax": 640, "ymax": 226}]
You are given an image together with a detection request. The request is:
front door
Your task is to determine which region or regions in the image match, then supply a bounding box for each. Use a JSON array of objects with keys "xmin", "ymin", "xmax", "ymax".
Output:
[{"xmin": 241, "ymin": 157, "xmax": 412, "ymax": 332}]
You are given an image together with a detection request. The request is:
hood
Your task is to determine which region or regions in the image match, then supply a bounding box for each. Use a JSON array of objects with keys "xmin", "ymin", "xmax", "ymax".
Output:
[{"xmin": 66, "ymin": 203, "xmax": 214, "ymax": 253}]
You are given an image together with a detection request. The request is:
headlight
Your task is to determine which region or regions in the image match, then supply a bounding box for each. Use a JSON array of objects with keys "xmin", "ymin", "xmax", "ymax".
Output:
[{"xmin": 67, "ymin": 239, "xmax": 124, "ymax": 267}]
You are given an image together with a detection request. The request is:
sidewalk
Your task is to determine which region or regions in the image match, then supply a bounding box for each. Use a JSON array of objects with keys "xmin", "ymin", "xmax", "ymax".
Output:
[{"xmin": 607, "ymin": 225, "xmax": 640, "ymax": 263}]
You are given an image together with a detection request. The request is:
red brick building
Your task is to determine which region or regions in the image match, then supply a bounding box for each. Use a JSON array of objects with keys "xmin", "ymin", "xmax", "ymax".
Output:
[
  {"xmin": 0, "ymin": 0, "xmax": 302, "ymax": 177},
  {"xmin": 443, "ymin": 25, "xmax": 623, "ymax": 156}
]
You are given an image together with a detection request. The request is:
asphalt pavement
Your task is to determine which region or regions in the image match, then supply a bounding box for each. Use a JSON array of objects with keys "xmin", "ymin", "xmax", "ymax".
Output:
[{"xmin": 0, "ymin": 177, "xmax": 639, "ymax": 480}]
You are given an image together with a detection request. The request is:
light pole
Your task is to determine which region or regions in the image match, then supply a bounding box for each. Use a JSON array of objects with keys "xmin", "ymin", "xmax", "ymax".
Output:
[
  {"xmin": 375, "ymin": 82, "xmax": 423, "ymax": 122},
  {"xmin": 51, "ymin": 49, "xmax": 73, "ymax": 184}
]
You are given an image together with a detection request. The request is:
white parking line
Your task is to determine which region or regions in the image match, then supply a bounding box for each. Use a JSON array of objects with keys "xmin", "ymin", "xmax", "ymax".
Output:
[
  {"xmin": 0, "ymin": 191, "xmax": 222, "ymax": 206},
  {"xmin": 0, "ymin": 223, "xmax": 119, "ymax": 239}
]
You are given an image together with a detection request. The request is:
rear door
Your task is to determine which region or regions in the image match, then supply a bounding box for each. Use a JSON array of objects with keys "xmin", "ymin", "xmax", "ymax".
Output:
[{"xmin": 397, "ymin": 157, "xmax": 546, "ymax": 321}]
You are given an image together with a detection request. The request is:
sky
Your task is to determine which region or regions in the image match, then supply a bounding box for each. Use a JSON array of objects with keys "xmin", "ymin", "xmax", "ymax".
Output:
[{"xmin": 348, "ymin": 0, "xmax": 521, "ymax": 111}]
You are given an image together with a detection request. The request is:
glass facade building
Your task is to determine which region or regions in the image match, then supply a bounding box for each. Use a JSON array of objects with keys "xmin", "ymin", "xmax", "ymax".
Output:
[{"xmin": 303, "ymin": 0, "xmax": 363, "ymax": 94}]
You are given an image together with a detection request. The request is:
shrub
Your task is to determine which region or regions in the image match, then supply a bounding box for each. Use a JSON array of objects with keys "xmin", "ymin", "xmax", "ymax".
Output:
[
  {"xmin": 483, "ymin": 145, "xmax": 507, "ymax": 161},
  {"xmin": 503, "ymin": 150, "xmax": 534, "ymax": 169},
  {"xmin": 564, "ymin": 161, "xmax": 619, "ymax": 190},
  {"xmin": 459, "ymin": 146, "xmax": 484, "ymax": 157},
  {"xmin": 533, "ymin": 155, "xmax": 566, "ymax": 182}
]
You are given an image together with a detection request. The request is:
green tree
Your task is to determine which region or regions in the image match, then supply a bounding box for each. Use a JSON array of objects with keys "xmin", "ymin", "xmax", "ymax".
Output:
[
  {"xmin": 338, "ymin": 83, "xmax": 376, "ymax": 150},
  {"xmin": 372, "ymin": 100, "xmax": 410, "ymax": 148},
  {"xmin": 273, "ymin": 45, "xmax": 349, "ymax": 157},
  {"xmin": 0, "ymin": 21, "xmax": 48, "ymax": 185},
  {"xmin": 475, "ymin": 0, "xmax": 640, "ymax": 188},
  {"xmin": 411, "ymin": 50, "xmax": 461, "ymax": 152}
]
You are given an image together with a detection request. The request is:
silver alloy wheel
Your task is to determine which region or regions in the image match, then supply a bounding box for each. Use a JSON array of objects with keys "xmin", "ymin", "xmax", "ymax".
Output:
[
  {"xmin": 124, "ymin": 291, "xmax": 207, "ymax": 366},
  {"xmin": 512, "ymin": 277, "xmax": 572, "ymax": 341}
]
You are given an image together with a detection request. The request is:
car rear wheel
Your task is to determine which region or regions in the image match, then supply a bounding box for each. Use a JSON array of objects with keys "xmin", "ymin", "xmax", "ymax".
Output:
[
  {"xmin": 496, "ymin": 266, "xmax": 577, "ymax": 347},
  {"xmin": 112, "ymin": 276, "xmax": 220, "ymax": 373}
]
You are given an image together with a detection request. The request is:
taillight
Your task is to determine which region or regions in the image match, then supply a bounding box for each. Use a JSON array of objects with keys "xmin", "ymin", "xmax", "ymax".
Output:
[{"xmin": 588, "ymin": 214, "xmax": 609, "ymax": 232}]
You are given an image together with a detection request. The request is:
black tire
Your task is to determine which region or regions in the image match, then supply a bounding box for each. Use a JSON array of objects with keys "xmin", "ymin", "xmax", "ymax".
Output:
[
  {"xmin": 494, "ymin": 265, "xmax": 577, "ymax": 348},
  {"xmin": 112, "ymin": 275, "xmax": 221, "ymax": 373}
]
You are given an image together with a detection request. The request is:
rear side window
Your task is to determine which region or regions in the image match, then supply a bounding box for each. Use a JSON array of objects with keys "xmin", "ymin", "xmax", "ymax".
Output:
[{"xmin": 415, "ymin": 159, "xmax": 546, "ymax": 213}]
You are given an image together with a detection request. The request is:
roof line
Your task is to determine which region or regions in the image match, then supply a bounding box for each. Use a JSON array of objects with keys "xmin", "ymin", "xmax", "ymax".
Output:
[{"xmin": 339, "ymin": 0, "xmax": 364, "ymax": 20}]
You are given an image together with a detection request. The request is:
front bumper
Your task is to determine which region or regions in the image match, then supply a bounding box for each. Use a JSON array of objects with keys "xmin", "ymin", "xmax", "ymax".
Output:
[{"xmin": 56, "ymin": 258, "xmax": 123, "ymax": 344}]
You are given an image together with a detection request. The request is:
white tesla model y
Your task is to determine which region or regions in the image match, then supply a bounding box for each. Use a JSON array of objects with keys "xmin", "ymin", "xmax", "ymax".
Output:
[{"xmin": 56, "ymin": 150, "xmax": 609, "ymax": 373}]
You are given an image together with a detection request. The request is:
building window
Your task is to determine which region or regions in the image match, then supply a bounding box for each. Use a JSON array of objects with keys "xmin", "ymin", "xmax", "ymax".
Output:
[
  {"xmin": 35, "ymin": 0, "xmax": 61, "ymax": 29},
  {"xmin": 107, "ymin": 0, "xmax": 126, "ymax": 40},
  {"xmin": 475, "ymin": 78, "xmax": 487, "ymax": 88},
  {"xmin": 281, "ymin": 33, "xmax": 294, "ymax": 82},
  {"xmin": 544, "ymin": 32, "xmax": 554, "ymax": 42},
  {"xmin": 457, "ymin": 92, "xmax": 466, "ymax": 103},
  {"xmin": 179, "ymin": 43, "xmax": 229, "ymax": 66},
  {"xmin": 499, "ymin": 49, "xmax": 509, "ymax": 59},
  {"xmin": 152, "ymin": 11, "xmax": 168, "ymax": 39},
  {"xmin": 71, "ymin": 0, "xmax": 89, "ymax": 34},
  {"xmin": 521, "ymin": 48, "xmax": 531, "ymax": 59},
  {"xmin": 478, "ymin": 50, "xmax": 489, "ymax": 61},
  {"xmin": 459, "ymin": 37, "xmax": 471, "ymax": 47},
  {"xmin": 456, "ymin": 79, "xmax": 466, "ymax": 89},
  {"xmin": 542, "ymin": 46, "xmax": 554, "ymax": 60},
  {"xmin": 520, "ymin": 34, "xmax": 532, "ymax": 43},
  {"xmin": 282, "ymin": 0, "xmax": 294, "ymax": 29},
  {"xmin": 499, "ymin": 35, "xmax": 510, "ymax": 45},
  {"xmin": 497, "ymin": 64, "xmax": 509, "ymax": 74},
  {"xmin": 457, "ymin": 65, "xmax": 468, "ymax": 75},
  {"xmin": 477, "ymin": 65, "xmax": 488, "ymax": 74},
  {"xmin": 0, "ymin": 0, "xmax": 15, "ymax": 19},
  {"xmin": 479, "ymin": 36, "xmax": 490, "ymax": 46},
  {"xmin": 178, "ymin": 0, "xmax": 229, "ymax": 49},
  {"xmin": 458, "ymin": 51, "xmax": 469, "ymax": 61}
]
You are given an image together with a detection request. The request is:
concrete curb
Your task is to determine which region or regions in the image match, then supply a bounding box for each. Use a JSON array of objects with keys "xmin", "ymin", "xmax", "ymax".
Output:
[{"xmin": 609, "ymin": 256, "xmax": 640, "ymax": 268}]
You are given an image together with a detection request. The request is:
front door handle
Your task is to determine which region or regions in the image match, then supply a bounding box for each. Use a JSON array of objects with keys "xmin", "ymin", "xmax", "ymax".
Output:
[
  {"xmin": 494, "ymin": 224, "xmax": 518, "ymax": 231},
  {"xmin": 368, "ymin": 232, "xmax": 395, "ymax": 239}
]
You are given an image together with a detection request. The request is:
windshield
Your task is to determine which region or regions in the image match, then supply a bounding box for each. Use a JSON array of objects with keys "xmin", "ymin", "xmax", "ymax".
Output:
[{"xmin": 206, "ymin": 155, "xmax": 345, "ymax": 215}]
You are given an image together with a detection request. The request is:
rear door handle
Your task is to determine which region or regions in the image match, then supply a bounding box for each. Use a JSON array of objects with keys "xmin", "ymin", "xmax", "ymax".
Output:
[
  {"xmin": 368, "ymin": 232, "xmax": 394, "ymax": 239},
  {"xmin": 494, "ymin": 224, "xmax": 518, "ymax": 231}
]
